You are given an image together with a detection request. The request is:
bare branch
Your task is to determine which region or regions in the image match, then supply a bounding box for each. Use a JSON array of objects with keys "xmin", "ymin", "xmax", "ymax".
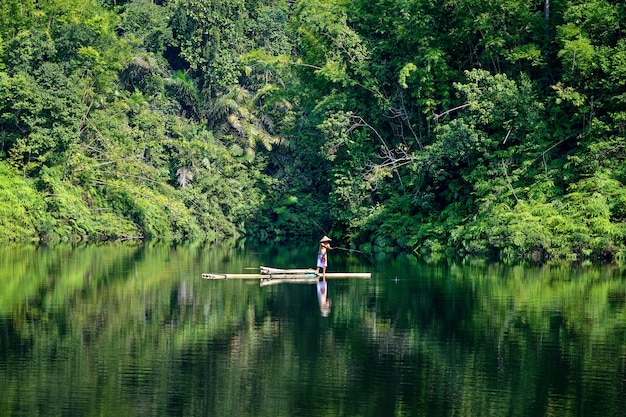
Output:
[
  {"xmin": 433, "ymin": 103, "xmax": 471, "ymax": 120},
  {"xmin": 348, "ymin": 114, "xmax": 393, "ymax": 157},
  {"xmin": 347, "ymin": 114, "xmax": 418, "ymax": 189},
  {"xmin": 388, "ymin": 93, "xmax": 423, "ymax": 150},
  {"xmin": 501, "ymin": 159, "xmax": 520, "ymax": 203},
  {"xmin": 502, "ymin": 128, "xmax": 512, "ymax": 144}
]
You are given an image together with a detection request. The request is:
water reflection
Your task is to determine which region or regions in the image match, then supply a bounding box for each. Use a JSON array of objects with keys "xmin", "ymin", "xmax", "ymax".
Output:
[
  {"xmin": 0, "ymin": 241, "xmax": 625, "ymax": 417},
  {"xmin": 316, "ymin": 278, "xmax": 331, "ymax": 317}
]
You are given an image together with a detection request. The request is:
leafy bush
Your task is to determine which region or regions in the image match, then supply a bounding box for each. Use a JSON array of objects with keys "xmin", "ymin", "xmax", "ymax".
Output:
[{"xmin": 0, "ymin": 162, "xmax": 47, "ymax": 241}]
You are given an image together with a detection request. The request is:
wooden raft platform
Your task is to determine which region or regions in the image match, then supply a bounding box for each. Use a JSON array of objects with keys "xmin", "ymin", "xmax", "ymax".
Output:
[
  {"xmin": 259, "ymin": 278, "xmax": 319, "ymax": 287},
  {"xmin": 201, "ymin": 266, "xmax": 371, "ymax": 280}
]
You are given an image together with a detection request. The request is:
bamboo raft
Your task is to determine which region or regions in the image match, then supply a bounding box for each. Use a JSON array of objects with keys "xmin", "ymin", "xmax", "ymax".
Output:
[
  {"xmin": 259, "ymin": 278, "xmax": 319, "ymax": 287},
  {"xmin": 201, "ymin": 266, "xmax": 371, "ymax": 280}
]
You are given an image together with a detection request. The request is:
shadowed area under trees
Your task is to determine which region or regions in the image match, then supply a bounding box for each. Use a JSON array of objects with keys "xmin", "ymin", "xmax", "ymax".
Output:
[{"xmin": 0, "ymin": 0, "xmax": 625, "ymax": 262}]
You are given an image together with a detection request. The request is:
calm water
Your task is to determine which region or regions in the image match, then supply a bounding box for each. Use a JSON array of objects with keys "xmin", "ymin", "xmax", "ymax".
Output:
[{"xmin": 1, "ymin": 241, "xmax": 625, "ymax": 417}]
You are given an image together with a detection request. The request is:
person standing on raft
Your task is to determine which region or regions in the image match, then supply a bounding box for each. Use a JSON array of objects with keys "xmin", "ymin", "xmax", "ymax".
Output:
[{"xmin": 316, "ymin": 236, "xmax": 333, "ymax": 276}]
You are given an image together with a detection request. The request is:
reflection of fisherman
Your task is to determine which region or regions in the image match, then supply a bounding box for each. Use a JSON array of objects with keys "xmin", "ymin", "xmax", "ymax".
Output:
[
  {"xmin": 317, "ymin": 279, "xmax": 332, "ymax": 317},
  {"xmin": 316, "ymin": 236, "xmax": 333, "ymax": 276}
]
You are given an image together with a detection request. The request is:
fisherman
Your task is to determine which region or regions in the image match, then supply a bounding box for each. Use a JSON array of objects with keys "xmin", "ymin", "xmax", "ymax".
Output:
[{"xmin": 316, "ymin": 236, "xmax": 333, "ymax": 276}]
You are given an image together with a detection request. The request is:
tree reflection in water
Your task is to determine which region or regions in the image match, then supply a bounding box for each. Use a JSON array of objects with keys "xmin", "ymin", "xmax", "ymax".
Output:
[{"xmin": 0, "ymin": 242, "xmax": 625, "ymax": 416}]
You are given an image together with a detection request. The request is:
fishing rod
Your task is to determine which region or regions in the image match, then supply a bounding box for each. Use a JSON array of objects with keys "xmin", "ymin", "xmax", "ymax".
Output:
[
  {"xmin": 310, "ymin": 218, "xmax": 329, "ymax": 237},
  {"xmin": 334, "ymin": 246, "xmax": 364, "ymax": 254},
  {"xmin": 332, "ymin": 245, "xmax": 397, "ymax": 281}
]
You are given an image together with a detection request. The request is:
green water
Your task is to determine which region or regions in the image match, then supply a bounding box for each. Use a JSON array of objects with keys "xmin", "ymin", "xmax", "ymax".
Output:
[{"xmin": 1, "ymin": 241, "xmax": 625, "ymax": 416}]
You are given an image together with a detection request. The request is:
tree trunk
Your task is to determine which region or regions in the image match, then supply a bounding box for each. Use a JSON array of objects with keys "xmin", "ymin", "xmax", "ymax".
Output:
[{"xmin": 543, "ymin": 0, "xmax": 550, "ymax": 36}]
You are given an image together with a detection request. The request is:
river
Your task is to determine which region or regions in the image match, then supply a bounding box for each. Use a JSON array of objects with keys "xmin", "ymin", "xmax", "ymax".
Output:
[{"xmin": 1, "ymin": 240, "xmax": 625, "ymax": 416}]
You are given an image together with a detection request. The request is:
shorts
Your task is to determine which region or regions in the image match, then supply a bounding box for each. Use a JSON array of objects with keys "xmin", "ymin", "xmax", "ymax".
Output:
[{"xmin": 317, "ymin": 254, "xmax": 327, "ymax": 268}]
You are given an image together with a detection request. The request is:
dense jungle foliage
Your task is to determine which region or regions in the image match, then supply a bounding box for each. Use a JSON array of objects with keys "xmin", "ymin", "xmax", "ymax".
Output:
[{"xmin": 0, "ymin": 0, "xmax": 625, "ymax": 261}]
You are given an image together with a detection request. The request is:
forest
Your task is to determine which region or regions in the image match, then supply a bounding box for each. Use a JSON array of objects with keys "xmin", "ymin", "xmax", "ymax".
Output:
[{"xmin": 0, "ymin": 0, "xmax": 625, "ymax": 262}]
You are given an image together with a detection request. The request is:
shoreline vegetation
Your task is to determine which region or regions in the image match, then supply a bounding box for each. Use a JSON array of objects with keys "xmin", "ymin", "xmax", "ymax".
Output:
[{"xmin": 1, "ymin": 0, "xmax": 625, "ymax": 263}]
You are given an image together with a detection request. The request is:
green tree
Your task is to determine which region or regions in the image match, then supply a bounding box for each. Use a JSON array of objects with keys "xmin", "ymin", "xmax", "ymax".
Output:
[{"xmin": 169, "ymin": 0, "xmax": 249, "ymax": 97}]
